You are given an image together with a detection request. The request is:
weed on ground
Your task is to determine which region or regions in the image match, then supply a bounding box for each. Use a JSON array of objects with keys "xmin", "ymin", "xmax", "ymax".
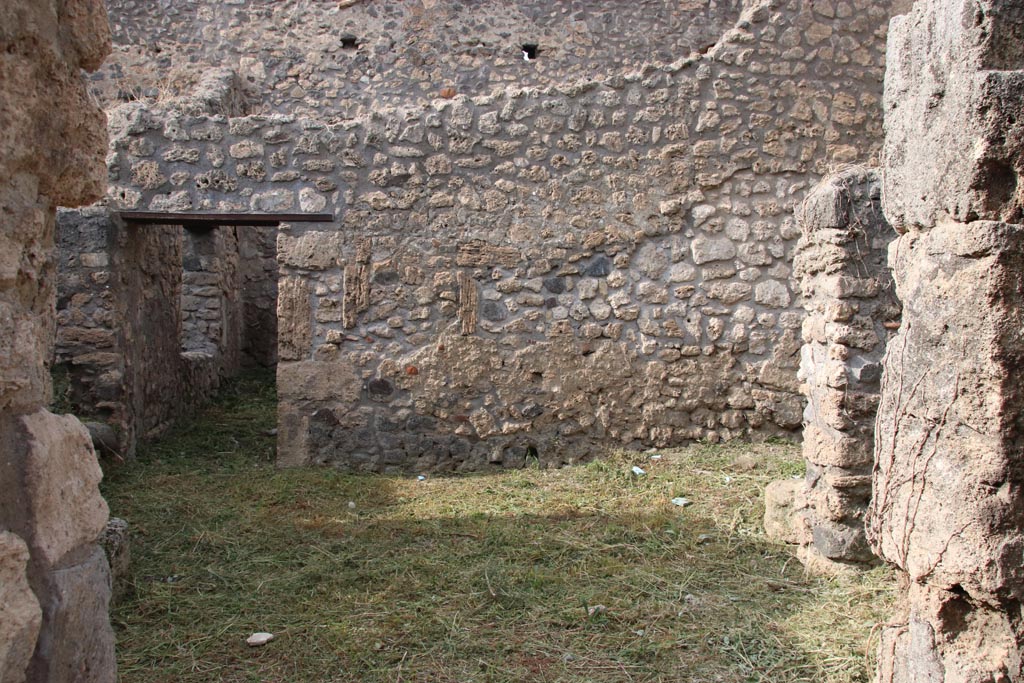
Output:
[{"xmin": 103, "ymin": 370, "xmax": 898, "ymax": 683}]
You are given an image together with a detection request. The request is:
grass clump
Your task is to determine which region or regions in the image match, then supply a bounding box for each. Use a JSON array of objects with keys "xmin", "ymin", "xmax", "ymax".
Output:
[{"xmin": 103, "ymin": 369, "xmax": 898, "ymax": 682}]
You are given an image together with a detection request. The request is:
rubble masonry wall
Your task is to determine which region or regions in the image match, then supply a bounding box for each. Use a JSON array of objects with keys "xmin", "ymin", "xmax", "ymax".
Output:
[
  {"xmin": 98, "ymin": 0, "xmax": 898, "ymax": 472},
  {"xmin": 55, "ymin": 208, "xmax": 251, "ymax": 456},
  {"xmin": 763, "ymin": 167, "xmax": 900, "ymax": 572}
]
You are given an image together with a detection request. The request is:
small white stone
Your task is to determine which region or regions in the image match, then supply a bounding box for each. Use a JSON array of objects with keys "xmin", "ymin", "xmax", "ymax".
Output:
[{"xmin": 246, "ymin": 632, "xmax": 274, "ymax": 647}]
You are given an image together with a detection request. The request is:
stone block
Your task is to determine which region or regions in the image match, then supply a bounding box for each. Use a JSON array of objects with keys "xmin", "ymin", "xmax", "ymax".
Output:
[
  {"xmin": 277, "ymin": 277, "xmax": 311, "ymax": 361},
  {"xmin": 802, "ymin": 423, "xmax": 873, "ymax": 469},
  {"xmin": 0, "ymin": 411, "xmax": 108, "ymax": 567},
  {"xmin": 810, "ymin": 517, "xmax": 872, "ymax": 563},
  {"xmin": 277, "ymin": 232, "xmax": 341, "ymax": 270},
  {"xmin": 691, "ymin": 234, "xmax": 736, "ymax": 264},
  {"xmin": 276, "ymin": 404, "xmax": 311, "ymax": 468},
  {"xmin": 871, "ymin": 221, "xmax": 1024, "ymax": 599},
  {"xmin": 29, "ymin": 547, "xmax": 115, "ymax": 683},
  {"xmin": 276, "ymin": 360, "xmax": 361, "ymax": 405},
  {"xmin": 763, "ymin": 479, "xmax": 808, "ymax": 545},
  {"xmin": 0, "ymin": 532, "xmax": 41, "ymax": 683},
  {"xmin": 883, "ymin": 3, "xmax": 1024, "ymax": 230}
]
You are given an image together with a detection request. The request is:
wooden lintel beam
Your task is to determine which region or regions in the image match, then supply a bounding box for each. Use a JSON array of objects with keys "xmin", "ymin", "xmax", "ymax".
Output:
[{"xmin": 116, "ymin": 211, "xmax": 333, "ymax": 227}]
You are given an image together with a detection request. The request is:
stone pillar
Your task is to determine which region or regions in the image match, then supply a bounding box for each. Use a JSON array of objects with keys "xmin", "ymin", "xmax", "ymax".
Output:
[
  {"xmin": 869, "ymin": 0, "xmax": 1024, "ymax": 679},
  {"xmin": 0, "ymin": 1, "xmax": 116, "ymax": 681},
  {"xmin": 763, "ymin": 167, "xmax": 900, "ymax": 572}
]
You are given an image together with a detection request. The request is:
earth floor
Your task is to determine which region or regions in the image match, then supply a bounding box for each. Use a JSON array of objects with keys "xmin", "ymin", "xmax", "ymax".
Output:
[{"xmin": 102, "ymin": 370, "xmax": 898, "ymax": 683}]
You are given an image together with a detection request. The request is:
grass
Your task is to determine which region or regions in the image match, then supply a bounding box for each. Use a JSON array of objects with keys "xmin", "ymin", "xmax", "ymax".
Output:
[{"xmin": 103, "ymin": 369, "xmax": 898, "ymax": 683}]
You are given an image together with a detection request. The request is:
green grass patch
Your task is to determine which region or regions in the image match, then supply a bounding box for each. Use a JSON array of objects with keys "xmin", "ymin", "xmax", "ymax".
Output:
[{"xmin": 104, "ymin": 370, "xmax": 897, "ymax": 683}]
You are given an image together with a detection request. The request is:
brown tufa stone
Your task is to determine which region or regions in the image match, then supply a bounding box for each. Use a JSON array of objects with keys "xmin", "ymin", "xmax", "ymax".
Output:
[
  {"xmin": 871, "ymin": 1, "xmax": 1024, "ymax": 679},
  {"xmin": 0, "ymin": 410, "xmax": 109, "ymax": 567},
  {"xmin": 0, "ymin": 532, "xmax": 42, "ymax": 683},
  {"xmin": 277, "ymin": 277, "xmax": 311, "ymax": 361},
  {"xmin": 769, "ymin": 167, "xmax": 898, "ymax": 571}
]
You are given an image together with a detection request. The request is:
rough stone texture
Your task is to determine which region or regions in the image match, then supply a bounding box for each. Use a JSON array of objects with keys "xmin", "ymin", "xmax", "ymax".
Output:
[
  {"xmin": 92, "ymin": 0, "xmax": 748, "ymax": 118},
  {"xmin": 0, "ymin": 0, "xmax": 116, "ymax": 680},
  {"xmin": 0, "ymin": 412, "xmax": 109, "ymax": 568},
  {"xmin": 97, "ymin": 0, "xmax": 901, "ymax": 471},
  {"xmin": 870, "ymin": 221, "xmax": 1024, "ymax": 681},
  {"xmin": 882, "ymin": 0, "xmax": 1024, "ymax": 230},
  {"xmin": 55, "ymin": 209, "xmax": 251, "ymax": 455},
  {"xmin": 764, "ymin": 168, "xmax": 899, "ymax": 570},
  {"xmin": 0, "ymin": 533, "xmax": 41, "ymax": 683},
  {"xmin": 30, "ymin": 547, "xmax": 115, "ymax": 683},
  {"xmin": 870, "ymin": 0, "xmax": 1024, "ymax": 679},
  {"xmin": 763, "ymin": 479, "xmax": 806, "ymax": 546},
  {"xmin": 98, "ymin": 518, "xmax": 130, "ymax": 605}
]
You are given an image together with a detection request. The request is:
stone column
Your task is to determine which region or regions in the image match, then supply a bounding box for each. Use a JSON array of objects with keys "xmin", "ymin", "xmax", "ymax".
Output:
[
  {"xmin": 0, "ymin": 1, "xmax": 116, "ymax": 681},
  {"xmin": 763, "ymin": 167, "xmax": 900, "ymax": 572},
  {"xmin": 869, "ymin": 0, "xmax": 1024, "ymax": 679}
]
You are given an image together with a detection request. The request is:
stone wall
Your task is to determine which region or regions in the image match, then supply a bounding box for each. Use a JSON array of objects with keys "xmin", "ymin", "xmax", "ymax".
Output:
[
  {"xmin": 0, "ymin": 1, "xmax": 116, "ymax": 681},
  {"xmin": 239, "ymin": 225, "xmax": 279, "ymax": 366},
  {"xmin": 869, "ymin": 0, "xmax": 1024, "ymax": 679},
  {"xmin": 99, "ymin": 0, "xmax": 900, "ymax": 472},
  {"xmin": 55, "ymin": 209, "xmax": 249, "ymax": 457},
  {"xmin": 763, "ymin": 167, "xmax": 899, "ymax": 572},
  {"xmin": 93, "ymin": 0, "xmax": 747, "ymax": 117}
]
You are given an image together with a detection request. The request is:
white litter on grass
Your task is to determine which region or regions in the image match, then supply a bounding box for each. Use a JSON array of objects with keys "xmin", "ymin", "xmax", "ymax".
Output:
[
  {"xmin": 649, "ymin": 454, "xmax": 662, "ymax": 460},
  {"xmin": 417, "ymin": 475, "xmax": 426, "ymax": 481},
  {"xmin": 587, "ymin": 604, "xmax": 607, "ymax": 617},
  {"xmin": 723, "ymin": 475, "xmax": 733, "ymax": 484},
  {"xmin": 347, "ymin": 501, "xmax": 356, "ymax": 509},
  {"xmin": 246, "ymin": 632, "xmax": 274, "ymax": 647},
  {"xmin": 671, "ymin": 497, "xmax": 692, "ymax": 507},
  {"xmin": 631, "ymin": 466, "xmax": 646, "ymax": 476}
]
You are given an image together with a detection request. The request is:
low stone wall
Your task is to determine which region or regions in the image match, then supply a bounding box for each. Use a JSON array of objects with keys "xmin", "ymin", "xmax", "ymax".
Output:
[
  {"xmin": 99, "ymin": 0, "xmax": 898, "ymax": 471},
  {"xmin": 764, "ymin": 167, "xmax": 899, "ymax": 572}
]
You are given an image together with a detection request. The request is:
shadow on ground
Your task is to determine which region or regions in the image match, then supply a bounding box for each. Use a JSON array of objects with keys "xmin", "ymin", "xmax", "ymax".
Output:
[{"xmin": 101, "ymin": 371, "xmax": 895, "ymax": 683}]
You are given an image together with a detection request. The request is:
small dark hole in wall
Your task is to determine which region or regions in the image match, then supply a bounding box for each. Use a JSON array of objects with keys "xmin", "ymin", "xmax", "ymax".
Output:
[
  {"xmin": 526, "ymin": 445, "xmax": 539, "ymax": 460},
  {"xmin": 530, "ymin": 371, "xmax": 543, "ymax": 382},
  {"xmin": 521, "ymin": 43, "xmax": 538, "ymax": 60},
  {"xmin": 340, "ymin": 34, "xmax": 359, "ymax": 49}
]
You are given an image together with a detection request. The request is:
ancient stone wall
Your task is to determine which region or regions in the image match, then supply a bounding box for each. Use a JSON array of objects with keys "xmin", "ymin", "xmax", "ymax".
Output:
[
  {"xmin": 239, "ymin": 225, "xmax": 279, "ymax": 366},
  {"xmin": 763, "ymin": 167, "xmax": 899, "ymax": 572},
  {"xmin": 0, "ymin": 0, "xmax": 116, "ymax": 680},
  {"xmin": 99, "ymin": 0, "xmax": 897, "ymax": 472},
  {"xmin": 869, "ymin": 0, "xmax": 1024, "ymax": 679},
  {"xmin": 94, "ymin": 0, "xmax": 747, "ymax": 117},
  {"xmin": 55, "ymin": 209, "xmax": 250, "ymax": 456}
]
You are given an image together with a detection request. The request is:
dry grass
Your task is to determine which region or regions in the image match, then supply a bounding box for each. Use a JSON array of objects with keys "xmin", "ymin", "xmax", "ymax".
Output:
[{"xmin": 103, "ymin": 370, "xmax": 898, "ymax": 683}]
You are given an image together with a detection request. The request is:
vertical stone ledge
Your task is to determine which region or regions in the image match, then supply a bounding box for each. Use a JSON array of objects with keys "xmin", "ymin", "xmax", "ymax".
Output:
[{"xmin": 764, "ymin": 167, "xmax": 900, "ymax": 572}]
